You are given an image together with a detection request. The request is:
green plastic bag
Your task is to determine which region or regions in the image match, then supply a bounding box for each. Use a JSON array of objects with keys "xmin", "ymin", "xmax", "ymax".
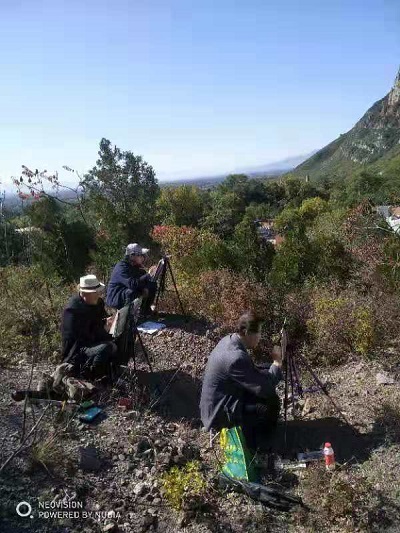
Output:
[{"xmin": 220, "ymin": 426, "xmax": 257, "ymax": 482}]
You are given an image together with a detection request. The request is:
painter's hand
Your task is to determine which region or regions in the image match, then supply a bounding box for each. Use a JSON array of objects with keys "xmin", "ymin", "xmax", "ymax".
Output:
[
  {"xmin": 271, "ymin": 345, "xmax": 283, "ymax": 368},
  {"xmin": 148, "ymin": 265, "xmax": 157, "ymax": 277},
  {"xmin": 105, "ymin": 316, "xmax": 114, "ymax": 332}
]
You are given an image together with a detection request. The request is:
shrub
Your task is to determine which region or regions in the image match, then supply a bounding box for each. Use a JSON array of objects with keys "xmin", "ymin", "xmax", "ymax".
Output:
[
  {"xmin": 294, "ymin": 463, "xmax": 383, "ymax": 532},
  {"xmin": 269, "ymin": 235, "xmax": 315, "ymax": 290},
  {"xmin": 0, "ymin": 265, "xmax": 71, "ymax": 365},
  {"xmin": 156, "ymin": 185, "xmax": 207, "ymax": 227},
  {"xmin": 29, "ymin": 435, "xmax": 74, "ymax": 475},
  {"xmin": 307, "ymin": 289, "xmax": 375, "ymax": 364},
  {"xmin": 184, "ymin": 269, "xmax": 272, "ymax": 330},
  {"xmin": 151, "ymin": 225, "xmax": 234, "ymax": 277},
  {"xmin": 306, "ymin": 285, "xmax": 400, "ymax": 365},
  {"xmin": 161, "ymin": 460, "xmax": 207, "ymax": 511}
]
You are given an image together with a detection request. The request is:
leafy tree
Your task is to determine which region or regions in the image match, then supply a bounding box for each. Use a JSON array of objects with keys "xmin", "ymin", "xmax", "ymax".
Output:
[
  {"xmin": 263, "ymin": 181, "xmax": 286, "ymax": 209},
  {"xmin": 202, "ymin": 190, "xmax": 245, "ymax": 239},
  {"xmin": 0, "ymin": 222, "xmax": 23, "ymax": 266},
  {"xmin": 156, "ymin": 185, "xmax": 207, "ymax": 226},
  {"xmin": 218, "ymin": 174, "xmax": 270, "ymax": 205},
  {"xmin": 275, "ymin": 197, "xmax": 329, "ymax": 236},
  {"xmin": 230, "ymin": 216, "xmax": 275, "ymax": 282},
  {"xmin": 269, "ymin": 235, "xmax": 314, "ymax": 289},
  {"xmin": 339, "ymin": 170, "xmax": 385, "ymax": 205},
  {"xmin": 82, "ymin": 138, "xmax": 159, "ymax": 244},
  {"xmin": 298, "ymin": 197, "xmax": 329, "ymax": 222},
  {"xmin": 27, "ymin": 197, "xmax": 94, "ymax": 281},
  {"xmin": 311, "ymin": 236, "xmax": 352, "ymax": 283},
  {"xmin": 282, "ymin": 177, "xmax": 326, "ymax": 207}
]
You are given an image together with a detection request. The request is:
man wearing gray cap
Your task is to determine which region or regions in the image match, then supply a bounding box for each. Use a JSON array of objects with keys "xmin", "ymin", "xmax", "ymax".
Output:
[{"xmin": 106, "ymin": 243, "xmax": 157, "ymax": 312}]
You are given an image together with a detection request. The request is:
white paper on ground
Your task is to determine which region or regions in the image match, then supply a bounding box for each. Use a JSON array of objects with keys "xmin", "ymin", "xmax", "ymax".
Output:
[{"xmin": 137, "ymin": 321, "xmax": 167, "ymax": 335}]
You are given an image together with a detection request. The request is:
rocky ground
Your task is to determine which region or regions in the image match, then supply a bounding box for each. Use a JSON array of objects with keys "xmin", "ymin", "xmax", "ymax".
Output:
[{"xmin": 1, "ymin": 315, "xmax": 400, "ymax": 533}]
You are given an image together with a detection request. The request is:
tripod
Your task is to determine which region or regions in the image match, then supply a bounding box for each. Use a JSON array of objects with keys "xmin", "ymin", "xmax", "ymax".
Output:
[
  {"xmin": 280, "ymin": 323, "xmax": 352, "ymax": 451},
  {"xmin": 151, "ymin": 255, "xmax": 185, "ymax": 316},
  {"xmin": 119, "ymin": 298, "xmax": 153, "ymax": 373}
]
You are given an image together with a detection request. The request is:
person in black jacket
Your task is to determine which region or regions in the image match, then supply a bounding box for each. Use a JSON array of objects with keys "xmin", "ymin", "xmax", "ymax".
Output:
[
  {"xmin": 61, "ymin": 274, "xmax": 117, "ymax": 379},
  {"xmin": 200, "ymin": 311, "xmax": 283, "ymax": 450},
  {"xmin": 106, "ymin": 243, "xmax": 157, "ymax": 312}
]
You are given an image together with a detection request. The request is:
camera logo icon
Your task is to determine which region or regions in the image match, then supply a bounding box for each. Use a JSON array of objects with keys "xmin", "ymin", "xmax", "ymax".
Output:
[{"xmin": 16, "ymin": 501, "xmax": 33, "ymax": 518}]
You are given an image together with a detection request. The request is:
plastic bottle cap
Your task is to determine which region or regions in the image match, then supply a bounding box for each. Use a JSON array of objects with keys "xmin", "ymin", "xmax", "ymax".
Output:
[{"xmin": 324, "ymin": 443, "xmax": 331, "ymax": 448}]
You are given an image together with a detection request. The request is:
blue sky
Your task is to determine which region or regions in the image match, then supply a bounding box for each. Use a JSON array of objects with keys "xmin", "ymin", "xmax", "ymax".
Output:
[{"xmin": 0, "ymin": 0, "xmax": 399, "ymax": 188}]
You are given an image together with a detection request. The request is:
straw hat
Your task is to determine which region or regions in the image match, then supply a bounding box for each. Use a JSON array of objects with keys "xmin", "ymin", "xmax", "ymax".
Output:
[{"xmin": 78, "ymin": 274, "xmax": 105, "ymax": 293}]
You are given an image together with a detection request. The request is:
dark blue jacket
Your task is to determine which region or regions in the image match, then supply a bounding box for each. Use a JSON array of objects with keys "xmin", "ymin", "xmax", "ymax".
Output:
[{"xmin": 106, "ymin": 260, "xmax": 151, "ymax": 310}]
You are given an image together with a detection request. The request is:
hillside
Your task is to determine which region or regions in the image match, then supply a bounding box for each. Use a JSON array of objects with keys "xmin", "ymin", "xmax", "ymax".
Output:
[
  {"xmin": 292, "ymin": 68, "xmax": 400, "ymax": 180},
  {"xmin": 2, "ymin": 316, "xmax": 400, "ymax": 533}
]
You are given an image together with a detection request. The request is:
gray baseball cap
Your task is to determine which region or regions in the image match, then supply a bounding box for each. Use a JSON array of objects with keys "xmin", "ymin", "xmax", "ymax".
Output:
[{"xmin": 125, "ymin": 243, "xmax": 150, "ymax": 256}]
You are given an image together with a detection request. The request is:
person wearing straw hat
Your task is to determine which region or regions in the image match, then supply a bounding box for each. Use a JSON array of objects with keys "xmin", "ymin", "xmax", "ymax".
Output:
[
  {"xmin": 106, "ymin": 243, "xmax": 157, "ymax": 313},
  {"xmin": 61, "ymin": 274, "xmax": 118, "ymax": 380}
]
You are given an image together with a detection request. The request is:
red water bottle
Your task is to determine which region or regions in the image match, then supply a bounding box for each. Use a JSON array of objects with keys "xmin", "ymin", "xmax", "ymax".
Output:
[{"xmin": 323, "ymin": 442, "xmax": 335, "ymax": 471}]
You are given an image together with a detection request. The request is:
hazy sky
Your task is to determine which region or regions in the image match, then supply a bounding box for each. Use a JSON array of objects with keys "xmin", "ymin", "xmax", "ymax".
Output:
[{"xmin": 0, "ymin": 0, "xmax": 399, "ymax": 188}]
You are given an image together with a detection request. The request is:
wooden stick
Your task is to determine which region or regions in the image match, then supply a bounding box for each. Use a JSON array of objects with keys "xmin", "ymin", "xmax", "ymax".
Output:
[{"xmin": 0, "ymin": 405, "xmax": 50, "ymax": 473}]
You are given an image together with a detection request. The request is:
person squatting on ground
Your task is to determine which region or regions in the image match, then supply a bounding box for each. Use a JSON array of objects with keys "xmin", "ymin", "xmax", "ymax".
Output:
[
  {"xmin": 200, "ymin": 311, "xmax": 283, "ymax": 450},
  {"xmin": 106, "ymin": 243, "xmax": 157, "ymax": 314},
  {"xmin": 61, "ymin": 274, "xmax": 118, "ymax": 380}
]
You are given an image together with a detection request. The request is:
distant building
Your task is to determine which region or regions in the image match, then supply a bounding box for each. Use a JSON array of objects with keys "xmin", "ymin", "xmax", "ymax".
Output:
[
  {"xmin": 254, "ymin": 219, "xmax": 284, "ymax": 247},
  {"xmin": 376, "ymin": 205, "xmax": 400, "ymax": 233}
]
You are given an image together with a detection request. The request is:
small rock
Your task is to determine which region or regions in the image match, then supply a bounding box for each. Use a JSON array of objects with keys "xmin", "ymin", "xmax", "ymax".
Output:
[
  {"xmin": 140, "ymin": 513, "xmax": 157, "ymax": 531},
  {"xmin": 118, "ymin": 454, "xmax": 125, "ymax": 461},
  {"xmin": 103, "ymin": 524, "xmax": 116, "ymax": 532},
  {"xmin": 125, "ymin": 410, "xmax": 139, "ymax": 420},
  {"xmin": 376, "ymin": 372, "xmax": 396, "ymax": 385},
  {"xmin": 133, "ymin": 482, "xmax": 150, "ymax": 497},
  {"xmin": 136, "ymin": 439, "xmax": 152, "ymax": 454}
]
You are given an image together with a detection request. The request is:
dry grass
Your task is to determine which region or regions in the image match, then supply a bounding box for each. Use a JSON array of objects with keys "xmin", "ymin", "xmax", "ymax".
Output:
[{"xmin": 292, "ymin": 463, "xmax": 383, "ymax": 532}]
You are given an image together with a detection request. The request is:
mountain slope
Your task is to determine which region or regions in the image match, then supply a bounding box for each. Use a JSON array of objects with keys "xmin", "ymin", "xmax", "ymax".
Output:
[{"xmin": 292, "ymin": 68, "xmax": 400, "ymax": 180}]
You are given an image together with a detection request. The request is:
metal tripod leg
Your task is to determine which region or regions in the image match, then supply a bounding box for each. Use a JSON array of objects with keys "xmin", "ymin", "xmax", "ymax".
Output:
[
  {"xmin": 291, "ymin": 357, "xmax": 303, "ymax": 397},
  {"xmin": 166, "ymin": 259, "xmax": 186, "ymax": 316},
  {"xmin": 296, "ymin": 352, "xmax": 352, "ymax": 427},
  {"xmin": 133, "ymin": 326, "xmax": 153, "ymax": 373},
  {"xmin": 154, "ymin": 262, "xmax": 167, "ymax": 312},
  {"xmin": 283, "ymin": 355, "xmax": 289, "ymax": 452},
  {"xmin": 289, "ymin": 355, "xmax": 296, "ymax": 411}
]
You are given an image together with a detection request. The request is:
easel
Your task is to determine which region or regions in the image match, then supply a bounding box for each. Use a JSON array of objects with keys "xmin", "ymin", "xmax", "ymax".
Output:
[
  {"xmin": 280, "ymin": 320, "xmax": 352, "ymax": 452},
  {"xmin": 151, "ymin": 255, "xmax": 185, "ymax": 316}
]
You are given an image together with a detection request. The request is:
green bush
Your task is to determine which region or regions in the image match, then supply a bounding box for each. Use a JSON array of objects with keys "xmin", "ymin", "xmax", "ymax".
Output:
[
  {"xmin": 0, "ymin": 265, "xmax": 70, "ymax": 365},
  {"xmin": 161, "ymin": 461, "xmax": 207, "ymax": 511},
  {"xmin": 306, "ymin": 287, "xmax": 386, "ymax": 364}
]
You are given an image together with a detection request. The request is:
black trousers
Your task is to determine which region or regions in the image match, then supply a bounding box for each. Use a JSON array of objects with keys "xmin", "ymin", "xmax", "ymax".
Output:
[
  {"xmin": 241, "ymin": 393, "xmax": 281, "ymax": 451},
  {"xmin": 78, "ymin": 341, "xmax": 118, "ymax": 380}
]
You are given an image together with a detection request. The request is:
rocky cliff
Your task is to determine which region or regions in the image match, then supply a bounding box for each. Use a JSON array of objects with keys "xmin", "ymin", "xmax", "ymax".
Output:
[{"xmin": 293, "ymin": 67, "xmax": 400, "ymax": 179}]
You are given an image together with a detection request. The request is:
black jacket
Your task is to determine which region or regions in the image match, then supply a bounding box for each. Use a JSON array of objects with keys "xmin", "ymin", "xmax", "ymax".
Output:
[
  {"xmin": 106, "ymin": 260, "xmax": 152, "ymax": 309},
  {"xmin": 200, "ymin": 333, "xmax": 282, "ymax": 431},
  {"xmin": 61, "ymin": 295, "xmax": 112, "ymax": 360}
]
